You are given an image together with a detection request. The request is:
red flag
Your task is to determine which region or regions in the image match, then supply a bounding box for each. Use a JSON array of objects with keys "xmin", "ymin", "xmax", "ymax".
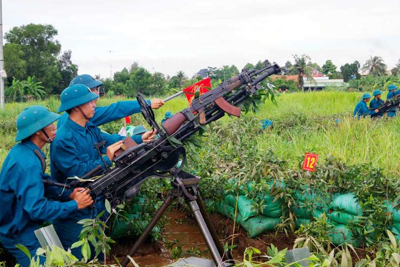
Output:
[
  {"xmin": 125, "ymin": 116, "xmax": 131, "ymax": 124},
  {"xmin": 182, "ymin": 78, "xmax": 211, "ymax": 105}
]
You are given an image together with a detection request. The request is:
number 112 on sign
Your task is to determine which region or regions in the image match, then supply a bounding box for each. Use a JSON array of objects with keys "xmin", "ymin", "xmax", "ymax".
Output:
[{"xmin": 302, "ymin": 153, "xmax": 318, "ymax": 172}]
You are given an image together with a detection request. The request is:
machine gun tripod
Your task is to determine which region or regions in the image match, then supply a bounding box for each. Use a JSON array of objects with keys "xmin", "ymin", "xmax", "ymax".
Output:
[{"xmin": 121, "ymin": 170, "xmax": 234, "ymax": 267}]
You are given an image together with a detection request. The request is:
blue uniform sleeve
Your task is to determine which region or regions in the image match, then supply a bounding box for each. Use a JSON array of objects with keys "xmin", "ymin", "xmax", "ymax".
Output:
[
  {"xmin": 43, "ymin": 173, "xmax": 73, "ymax": 202},
  {"xmin": 90, "ymin": 100, "xmax": 151, "ymax": 126},
  {"xmin": 361, "ymin": 102, "xmax": 375, "ymax": 115},
  {"xmin": 353, "ymin": 103, "xmax": 360, "ymax": 117},
  {"xmin": 9, "ymin": 164, "xmax": 78, "ymax": 221},
  {"xmin": 53, "ymin": 138, "xmax": 112, "ymax": 179}
]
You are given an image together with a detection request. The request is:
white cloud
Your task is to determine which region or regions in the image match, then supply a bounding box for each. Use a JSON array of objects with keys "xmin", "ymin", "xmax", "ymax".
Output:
[{"xmin": 4, "ymin": 0, "xmax": 400, "ymax": 78}]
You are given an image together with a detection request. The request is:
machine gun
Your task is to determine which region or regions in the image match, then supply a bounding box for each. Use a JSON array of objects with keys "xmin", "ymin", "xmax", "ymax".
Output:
[
  {"xmin": 375, "ymin": 94, "xmax": 400, "ymax": 115},
  {"xmin": 74, "ymin": 60, "xmax": 281, "ymax": 266}
]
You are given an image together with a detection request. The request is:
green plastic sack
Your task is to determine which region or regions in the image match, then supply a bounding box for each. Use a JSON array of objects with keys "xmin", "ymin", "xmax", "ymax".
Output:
[
  {"xmin": 330, "ymin": 193, "xmax": 362, "ymax": 216},
  {"xmin": 393, "ymin": 223, "xmax": 400, "ymax": 234},
  {"xmin": 215, "ymin": 201, "xmax": 243, "ymax": 224},
  {"xmin": 240, "ymin": 216, "xmax": 281, "ymax": 238},
  {"xmin": 262, "ymin": 194, "xmax": 282, "ymax": 218},
  {"xmin": 329, "ymin": 224, "xmax": 362, "ymax": 247},
  {"xmin": 110, "ymin": 213, "xmax": 160, "ymax": 239},
  {"xmin": 391, "ymin": 227, "xmax": 400, "ymax": 241},
  {"xmin": 386, "ymin": 203, "xmax": 400, "ymax": 223},
  {"xmin": 329, "ymin": 211, "xmax": 358, "ymax": 225},
  {"xmin": 313, "ymin": 209, "xmax": 325, "ymax": 219},
  {"xmin": 295, "ymin": 218, "xmax": 311, "ymax": 229},
  {"xmin": 225, "ymin": 195, "xmax": 256, "ymax": 221},
  {"xmin": 293, "ymin": 206, "xmax": 312, "ymax": 219}
]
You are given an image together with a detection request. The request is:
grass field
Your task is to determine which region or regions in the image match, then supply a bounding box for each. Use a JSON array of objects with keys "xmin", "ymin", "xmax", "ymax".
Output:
[{"xmin": 1, "ymin": 91, "xmax": 399, "ymax": 175}]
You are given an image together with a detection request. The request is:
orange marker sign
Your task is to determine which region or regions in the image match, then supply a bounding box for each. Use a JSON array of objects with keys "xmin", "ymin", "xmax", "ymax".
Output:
[{"xmin": 302, "ymin": 153, "xmax": 318, "ymax": 172}]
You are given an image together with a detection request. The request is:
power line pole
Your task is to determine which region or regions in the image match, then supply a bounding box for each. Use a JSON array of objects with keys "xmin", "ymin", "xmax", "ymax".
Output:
[{"xmin": 0, "ymin": 0, "xmax": 5, "ymax": 109}]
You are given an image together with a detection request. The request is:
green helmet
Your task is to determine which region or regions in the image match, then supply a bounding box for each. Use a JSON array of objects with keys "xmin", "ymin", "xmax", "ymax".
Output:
[
  {"xmin": 69, "ymin": 74, "xmax": 103, "ymax": 89},
  {"xmin": 58, "ymin": 84, "xmax": 99, "ymax": 113},
  {"xmin": 15, "ymin": 105, "xmax": 60, "ymax": 142},
  {"xmin": 362, "ymin": 93, "xmax": 372, "ymax": 99},
  {"xmin": 373, "ymin": 90, "xmax": 382, "ymax": 96}
]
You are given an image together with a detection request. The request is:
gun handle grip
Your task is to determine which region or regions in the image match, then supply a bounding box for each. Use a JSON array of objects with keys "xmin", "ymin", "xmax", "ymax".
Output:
[{"xmin": 161, "ymin": 112, "xmax": 187, "ymax": 135}]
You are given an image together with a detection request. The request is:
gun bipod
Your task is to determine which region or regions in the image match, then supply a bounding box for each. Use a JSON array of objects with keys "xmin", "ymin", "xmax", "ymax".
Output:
[{"xmin": 121, "ymin": 171, "xmax": 234, "ymax": 267}]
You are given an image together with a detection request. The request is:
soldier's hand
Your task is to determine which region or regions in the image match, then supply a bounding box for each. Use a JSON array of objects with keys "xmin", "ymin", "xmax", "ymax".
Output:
[
  {"xmin": 374, "ymin": 109, "xmax": 379, "ymax": 113},
  {"xmin": 150, "ymin": 99, "xmax": 164, "ymax": 109},
  {"xmin": 69, "ymin": 187, "xmax": 85, "ymax": 200},
  {"xmin": 73, "ymin": 189, "xmax": 94, "ymax": 210},
  {"xmin": 142, "ymin": 130, "xmax": 157, "ymax": 143},
  {"xmin": 106, "ymin": 140, "xmax": 124, "ymax": 161}
]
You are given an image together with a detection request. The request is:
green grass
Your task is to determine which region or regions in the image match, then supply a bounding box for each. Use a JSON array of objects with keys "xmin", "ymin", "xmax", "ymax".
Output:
[{"xmin": 1, "ymin": 92, "xmax": 399, "ymax": 175}]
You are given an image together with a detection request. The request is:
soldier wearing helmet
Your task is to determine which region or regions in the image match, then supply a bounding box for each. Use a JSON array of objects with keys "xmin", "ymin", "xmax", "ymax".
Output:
[
  {"xmin": 50, "ymin": 84, "xmax": 156, "ymax": 259},
  {"xmin": 57, "ymin": 74, "xmax": 164, "ymax": 127},
  {"xmin": 0, "ymin": 106, "xmax": 93, "ymax": 267},
  {"xmin": 369, "ymin": 89, "xmax": 384, "ymax": 118},
  {"xmin": 353, "ymin": 93, "xmax": 379, "ymax": 118}
]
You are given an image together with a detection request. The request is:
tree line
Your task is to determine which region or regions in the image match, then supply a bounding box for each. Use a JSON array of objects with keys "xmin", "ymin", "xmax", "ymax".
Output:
[{"xmin": 3, "ymin": 23, "xmax": 400, "ymax": 101}]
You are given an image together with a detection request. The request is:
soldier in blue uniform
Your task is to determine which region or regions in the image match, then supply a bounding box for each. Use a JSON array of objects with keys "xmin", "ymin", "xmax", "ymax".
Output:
[
  {"xmin": 353, "ymin": 93, "xmax": 379, "ymax": 118},
  {"xmin": 387, "ymin": 84, "xmax": 398, "ymax": 117},
  {"xmin": 50, "ymin": 84, "xmax": 156, "ymax": 259},
  {"xmin": 369, "ymin": 89, "xmax": 384, "ymax": 118},
  {"xmin": 58, "ymin": 74, "xmax": 164, "ymax": 127},
  {"xmin": 0, "ymin": 106, "xmax": 93, "ymax": 267}
]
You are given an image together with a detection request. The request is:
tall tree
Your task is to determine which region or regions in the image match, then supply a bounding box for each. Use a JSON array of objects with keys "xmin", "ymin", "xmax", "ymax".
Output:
[
  {"xmin": 340, "ymin": 61, "xmax": 360, "ymax": 82},
  {"xmin": 126, "ymin": 67, "xmax": 152, "ymax": 96},
  {"xmin": 58, "ymin": 50, "xmax": 78, "ymax": 93},
  {"xmin": 4, "ymin": 24, "xmax": 77, "ymax": 94},
  {"xmin": 362, "ymin": 56, "xmax": 387, "ymax": 76},
  {"xmin": 322, "ymin": 60, "xmax": 337, "ymax": 76},
  {"xmin": 390, "ymin": 59, "xmax": 400, "ymax": 76},
  {"xmin": 176, "ymin": 71, "xmax": 186, "ymax": 88},
  {"xmin": 293, "ymin": 54, "xmax": 314, "ymax": 91}
]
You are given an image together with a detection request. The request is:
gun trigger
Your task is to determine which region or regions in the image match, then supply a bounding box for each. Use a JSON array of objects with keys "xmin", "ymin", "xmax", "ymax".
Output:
[
  {"xmin": 215, "ymin": 97, "xmax": 241, "ymax": 117},
  {"xmin": 199, "ymin": 110, "xmax": 206, "ymax": 124}
]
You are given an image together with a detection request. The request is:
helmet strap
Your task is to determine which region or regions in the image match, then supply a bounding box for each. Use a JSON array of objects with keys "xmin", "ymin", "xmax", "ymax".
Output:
[
  {"xmin": 77, "ymin": 106, "xmax": 89, "ymax": 121},
  {"xmin": 41, "ymin": 129, "xmax": 52, "ymax": 143}
]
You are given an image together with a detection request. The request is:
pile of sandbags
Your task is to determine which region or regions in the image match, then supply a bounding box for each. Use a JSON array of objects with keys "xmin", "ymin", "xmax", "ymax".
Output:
[
  {"xmin": 214, "ymin": 180, "xmax": 283, "ymax": 238},
  {"xmin": 328, "ymin": 193, "xmax": 363, "ymax": 247},
  {"xmin": 292, "ymin": 189, "xmax": 329, "ymax": 228}
]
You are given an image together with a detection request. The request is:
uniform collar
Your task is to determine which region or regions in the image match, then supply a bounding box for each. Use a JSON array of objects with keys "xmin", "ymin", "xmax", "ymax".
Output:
[
  {"xmin": 21, "ymin": 139, "xmax": 45, "ymax": 158},
  {"xmin": 66, "ymin": 117, "xmax": 95, "ymax": 137}
]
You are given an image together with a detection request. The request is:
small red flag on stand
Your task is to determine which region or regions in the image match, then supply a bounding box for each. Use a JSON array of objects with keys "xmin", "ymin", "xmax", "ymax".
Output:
[
  {"xmin": 125, "ymin": 116, "xmax": 131, "ymax": 124},
  {"xmin": 182, "ymin": 78, "xmax": 211, "ymax": 105},
  {"xmin": 302, "ymin": 153, "xmax": 319, "ymax": 172}
]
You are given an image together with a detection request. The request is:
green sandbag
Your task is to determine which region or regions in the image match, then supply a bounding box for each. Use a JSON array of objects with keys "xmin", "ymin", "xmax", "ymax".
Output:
[
  {"xmin": 216, "ymin": 201, "xmax": 243, "ymax": 224},
  {"xmin": 262, "ymin": 194, "xmax": 282, "ymax": 218},
  {"xmin": 386, "ymin": 203, "xmax": 400, "ymax": 223},
  {"xmin": 216, "ymin": 201, "xmax": 233, "ymax": 217},
  {"xmin": 330, "ymin": 193, "xmax": 362, "ymax": 216},
  {"xmin": 110, "ymin": 213, "xmax": 160, "ymax": 239},
  {"xmin": 294, "ymin": 189, "xmax": 317, "ymax": 203},
  {"xmin": 295, "ymin": 218, "xmax": 311, "ymax": 229},
  {"xmin": 293, "ymin": 206, "xmax": 312, "ymax": 219},
  {"xmin": 393, "ymin": 223, "xmax": 400, "ymax": 234},
  {"xmin": 313, "ymin": 209, "xmax": 325, "ymax": 219},
  {"xmin": 329, "ymin": 211, "xmax": 358, "ymax": 225},
  {"xmin": 225, "ymin": 195, "xmax": 256, "ymax": 221},
  {"xmin": 240, "ymin": 216, "xmax": 281, "ymax": 238},
  {"xmin": 329, "ymin": 224, "xmax": 362, "ymax": 247},
  {"xmin": 391, "ymin": 227, "xmax": 400, "ymax": 241}
]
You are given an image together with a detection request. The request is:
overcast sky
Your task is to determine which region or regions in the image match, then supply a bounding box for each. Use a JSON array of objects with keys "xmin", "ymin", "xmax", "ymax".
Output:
[{"xmin": 4, "ymin": 0, "xmax": 400, "ymax": 78}]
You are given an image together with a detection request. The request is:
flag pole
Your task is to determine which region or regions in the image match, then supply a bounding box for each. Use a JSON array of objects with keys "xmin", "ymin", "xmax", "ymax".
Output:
[{"xmin": 162, "ymin": 91, "xmax": 184, "ymax": 103}]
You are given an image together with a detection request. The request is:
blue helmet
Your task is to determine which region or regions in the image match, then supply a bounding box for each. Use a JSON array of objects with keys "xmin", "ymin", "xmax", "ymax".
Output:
[
  {"xmin": 362, "ymin": 93, "xmax": 372, "ymax": 99},
  {"xmin": 388, "ymin": 84, "xmax": 398, "ymax": 91},
  {"xmin": 58, "ymin": 84, "xmax": 98, "ymax": 112},
  {"xmin": 127, "ymin": 125, "xmax": 148, "ymax": 136},
  {"xmin": 69, "ymin": 74, "xmax": 103, "ymax": 89},
  {"xmin": 373, "ymin": 90, "xmax": 382, "ymax": 96},
  {"xmin": 262, "ymin": 119, "xmax": 273, "ymax": 129},
  {"xmin": 15, "ymin": 106, "xmax": 60, "ymax": 142}
]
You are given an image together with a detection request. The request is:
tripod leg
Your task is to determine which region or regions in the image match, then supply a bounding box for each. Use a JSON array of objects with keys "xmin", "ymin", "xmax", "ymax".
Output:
[
  {"xmin": 188, "ymin": 200, "xmax": 226, "ymax": 267},
  {"xmin": 121, "ymin": 194, "xmax": 174, "ymax": 267},
  {"xmin": 196, "ymin": 194, "xmax": 234, "ymax": 264}
]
